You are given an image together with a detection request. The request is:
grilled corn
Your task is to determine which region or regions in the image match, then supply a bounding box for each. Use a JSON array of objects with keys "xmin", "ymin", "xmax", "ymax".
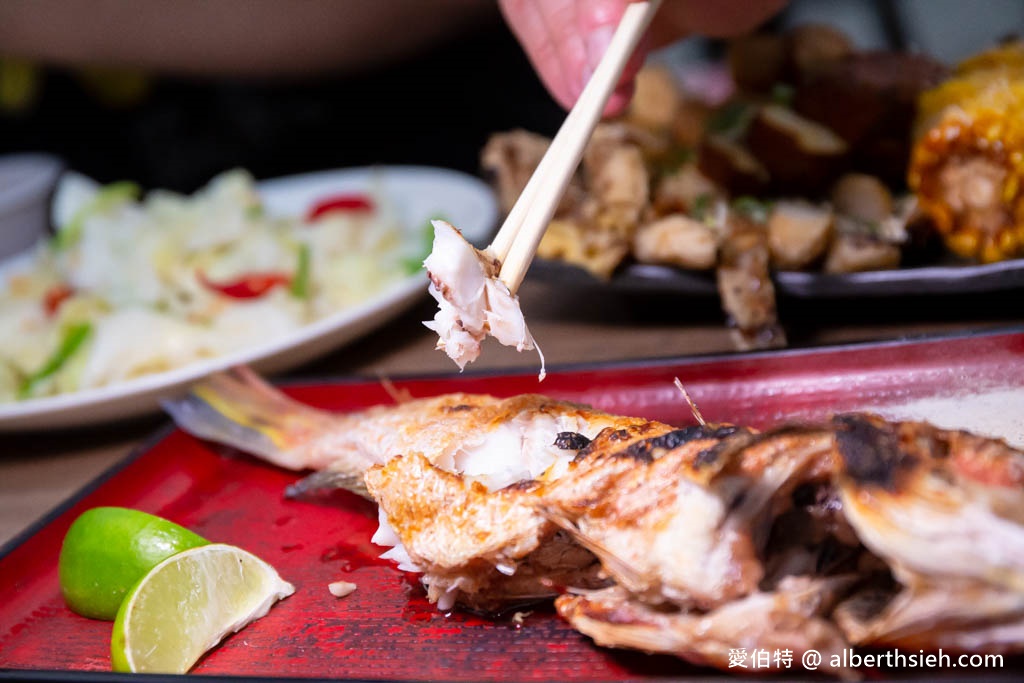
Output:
[{"xmin": 909, "ymin": 42, "xmax": 1024, "ymax": 262}]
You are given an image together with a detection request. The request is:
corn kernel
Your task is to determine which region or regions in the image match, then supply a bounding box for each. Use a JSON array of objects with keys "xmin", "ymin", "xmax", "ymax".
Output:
[{"xmin": 910, "ymin": 42, "xmax": 1024, "ymax": 261}]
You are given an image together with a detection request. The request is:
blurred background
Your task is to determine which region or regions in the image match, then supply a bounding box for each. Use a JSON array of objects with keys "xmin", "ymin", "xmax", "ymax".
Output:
[{"xmin": 1, "ymin": 0, "xmax": 1021, "ymax": 192}]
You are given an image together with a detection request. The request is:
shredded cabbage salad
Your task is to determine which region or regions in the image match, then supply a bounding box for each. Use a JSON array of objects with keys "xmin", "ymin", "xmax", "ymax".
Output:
[{"xmin": 0, "ymin": 170, "xmax": 429, "ymax": 403}]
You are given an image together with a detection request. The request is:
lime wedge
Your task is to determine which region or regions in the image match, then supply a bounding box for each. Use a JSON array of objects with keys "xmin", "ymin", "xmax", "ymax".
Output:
[
  {"xmin": 59, "ymin": 506, "xmax": 208, "ymax": 620},
  {"xmin": 111, "ymin": 543, "xmax": 295, "ymax": 673}
]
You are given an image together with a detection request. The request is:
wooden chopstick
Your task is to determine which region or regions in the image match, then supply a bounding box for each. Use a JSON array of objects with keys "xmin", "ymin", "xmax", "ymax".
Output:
[{"xmin": 488, "ymin": 0, "xmax": 662, "ymax": 293}]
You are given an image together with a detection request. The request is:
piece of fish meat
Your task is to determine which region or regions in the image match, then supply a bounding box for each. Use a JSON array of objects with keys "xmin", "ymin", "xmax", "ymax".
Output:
[
  {"xmin": 422, "ymin": 220, "xmax": 544, "ymax": 378},
  {"xmin": 716, "ymin": 213, "xmax": 787, "ymax": 351}
]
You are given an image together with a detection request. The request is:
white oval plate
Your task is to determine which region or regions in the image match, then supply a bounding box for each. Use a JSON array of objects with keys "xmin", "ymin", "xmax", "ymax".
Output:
[{"xmin": 0, "ymin": 165, "xmax": 497, "ymax": 431}]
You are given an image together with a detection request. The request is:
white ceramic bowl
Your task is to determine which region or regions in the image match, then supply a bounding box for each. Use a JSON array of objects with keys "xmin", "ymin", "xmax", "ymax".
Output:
[{"xmin": 0, "ymin": 153, "xmax": 64, "ymax": 259}]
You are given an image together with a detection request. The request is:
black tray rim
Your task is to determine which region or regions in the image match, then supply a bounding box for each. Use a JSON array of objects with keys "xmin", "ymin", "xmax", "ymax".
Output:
[{"xmin": 528, "ymin": 256, "xmax": 1024, "ymax": 298}]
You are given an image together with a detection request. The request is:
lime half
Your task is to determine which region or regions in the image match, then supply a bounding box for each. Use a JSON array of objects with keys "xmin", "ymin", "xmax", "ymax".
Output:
[
  {"xmin": 111, "ymin": 543, "xmax": 295, "ymax": 673},
  {"xmin": 59, "ymin": 507, "xmax": 208, "ymax": 619}
]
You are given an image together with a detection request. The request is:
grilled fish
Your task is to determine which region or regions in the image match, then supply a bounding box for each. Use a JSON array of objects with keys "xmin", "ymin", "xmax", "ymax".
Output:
[
  {"xmin": 165, "ymin": 367, "xmax": 655, "ymax": 609},
  {"xmin": 165, "ymin": 370, "xmax": 1024, "ymax": 677}
]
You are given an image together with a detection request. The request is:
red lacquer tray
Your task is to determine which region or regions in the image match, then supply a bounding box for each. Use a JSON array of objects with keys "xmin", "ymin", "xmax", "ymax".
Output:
[{"xmin": 3, "ymin": 329, "xmax": 1024, "ymax": 682}]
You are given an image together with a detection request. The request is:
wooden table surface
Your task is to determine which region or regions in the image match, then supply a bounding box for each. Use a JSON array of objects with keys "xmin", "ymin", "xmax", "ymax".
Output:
[{"xmin": 2, "ymin": 278, "xmax": 1019, "ymax": 547}]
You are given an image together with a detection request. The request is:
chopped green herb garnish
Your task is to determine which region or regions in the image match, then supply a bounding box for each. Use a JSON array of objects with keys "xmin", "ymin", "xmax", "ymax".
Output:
[
  {"xmin": 402, "ymin": 216, "xmax": 439, "ymax": 274},
  {"xmin": 18, "ymin": 322, "xmax": 92, "ymax": 399},
  {"xmin": 770, "ymin": 82, "xmax": 795, "ymax": 107},
  {"xmin": 290, "ymin": 244, "xmax": 311, "ymax": 299},
  {"xmin": 245, "ymin": 204, "xmax": 265, "ymax": 220},
  {"xmin": 56, "ymin": 181, "xmax": 140, "ymax": 250},
  {"xmin": 732, "ymin": 196, "xmax": 771, "ymax": 224},
  {"xmin": 706, "ymin": 101, "xmax": 756, "ymax": 139},
  {"xmin": 691, "ymin": 193, "xmax": 714, "ymax": 221},
  {"xmin": 656, "ymin": 147, "xmax": 695, "ymax": 176}
]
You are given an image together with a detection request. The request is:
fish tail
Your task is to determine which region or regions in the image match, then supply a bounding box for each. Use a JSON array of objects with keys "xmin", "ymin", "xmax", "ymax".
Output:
[{"xmin": 163, "ymin": 366, "xmax": 339, "ymax": 470}]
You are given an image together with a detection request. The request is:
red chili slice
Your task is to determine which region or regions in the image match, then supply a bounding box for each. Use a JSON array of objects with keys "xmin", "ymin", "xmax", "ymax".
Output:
[
  {"xmin": 198, "ymin": 271, "xmax": 291, "ymax": 299},
  {"xmin": 306, "ymin": 193, "xmax": 375, "ymax": 221},
  {"xmin": 43, "ymin": 283, "xmax": 75, "ymax": 315}
]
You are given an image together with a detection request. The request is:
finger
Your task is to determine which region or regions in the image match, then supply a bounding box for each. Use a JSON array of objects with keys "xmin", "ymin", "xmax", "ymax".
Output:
[
  {"xmin": 650, "ymin": 0, "xmax": 786, "ymax": 44},
  {"xmin": 499, "ymin": 0, "xmax": 575, "ymax": 109},
  {"xmin": 604, "ymin": 83, "xmax": 635, "ymax": 117},
  {"xmin": 502, "ymin": 0, "xmax": 648, "ymax": 113},
  {"xmin": 576, "ymin": 0, "xmax": 649, "ymax": 116},
  {"xmin": 536, "ymin": 0, "xmax": 589, "ymax": 104},
  {"xmin": 602, "ymin": 33, "xmax": 647, "ymax": 117},
  {"xmin": 499, "ymin": 0, "xmax": 569, "ymax": 107}
]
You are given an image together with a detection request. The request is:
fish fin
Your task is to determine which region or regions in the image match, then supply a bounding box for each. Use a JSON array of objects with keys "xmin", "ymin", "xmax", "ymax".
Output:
[
  {"xmin": 162, "ymin": 366, "xmax": 339, "ymax": 470},
  {"xmin": 673, "ymin": 377, "xmax": 705, "ymax": 425},
  {"xmin": 540, "ymin": 507, "xmax": 653, "ymax": 597},
  {"xmin": 376, "ymin": 373, "xmax": 413, "ymax": 404},
  {"xmin": 285, "ymin": 469, "xmax": 371, "ymax": 500}
]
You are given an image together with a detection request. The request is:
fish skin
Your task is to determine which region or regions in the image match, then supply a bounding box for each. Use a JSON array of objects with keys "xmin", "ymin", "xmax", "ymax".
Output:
[
  {"xmin": 167, "ymin": 367, "xmax": 640, "ymax": 485},
  {"xmin": 830, "ymin": 414, "xmax": 1024, "ymax": 653},
  {"xmin": 556, "ymin": 577, "xmax": 859, "ymax": 679}
]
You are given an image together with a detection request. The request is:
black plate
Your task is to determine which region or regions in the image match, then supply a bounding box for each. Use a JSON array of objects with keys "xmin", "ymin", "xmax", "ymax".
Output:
[{"xmin": 529, "ymin": 257, "xmax": 1024, "ymax": 298}]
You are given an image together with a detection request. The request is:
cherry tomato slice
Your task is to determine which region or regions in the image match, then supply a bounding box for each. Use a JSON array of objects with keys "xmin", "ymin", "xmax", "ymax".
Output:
[
  {"xmin": 43, "ymin": 283, "xmax": 75, "ymax": 315},
  {"xmin": 306, "ymin": 193, "xmax": 375, "ymax": 221},
  {"xmin": 198, "ymin": 271, "xmax": 290, "ymax": 299}
]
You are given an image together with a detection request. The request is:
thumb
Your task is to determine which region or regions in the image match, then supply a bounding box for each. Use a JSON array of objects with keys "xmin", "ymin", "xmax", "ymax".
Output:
[
  {"xmin": 577, "ymin": 0, "xmax": 649, "ymax": 115},
  {"xmin": 500, "ymin": 0, "xmax": 648, "ymax": 115}
]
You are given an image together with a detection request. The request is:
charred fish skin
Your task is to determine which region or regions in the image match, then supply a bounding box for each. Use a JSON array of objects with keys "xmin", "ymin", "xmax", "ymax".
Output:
[
  {"xmin": 830, "ymin": 414, "xmax": 1024, "ymax": 652},
  {"xmin": 619, "ymin": 423, "xmax": 749, "ymax": 463},
  {"xmin": 833, "ymin": 414, "xmax": 1024, "ymax": 589},
  {"xmin": 554, "ymin": 431, "xmax": 591, "ymax": 451},
  {"xmin": 832, "ymin": 414, "xmax": 919, "ymax": 489}
]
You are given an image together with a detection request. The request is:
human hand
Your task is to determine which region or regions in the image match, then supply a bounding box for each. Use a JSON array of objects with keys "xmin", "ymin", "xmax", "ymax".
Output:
[{"xmin": 498, "ymin": 0, "xmax": 788, "ymax": 116}]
